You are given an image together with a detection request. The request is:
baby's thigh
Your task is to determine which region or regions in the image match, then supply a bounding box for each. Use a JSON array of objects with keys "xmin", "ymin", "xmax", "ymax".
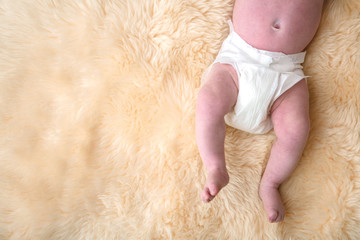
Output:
[
  {"xmin": 203, "ymin": 63, "xmax": 239, "ymax": 90},
  {"xmin": 270, "ymin": 80, "xmax": 310, "ymax": 136},
  {"xmin": 199, "ymin": 63, "xmax": 239, "ymax": 113},
  {"xmin": 271, "ymin": 80, "xmax": 309, "ymax": 114}
]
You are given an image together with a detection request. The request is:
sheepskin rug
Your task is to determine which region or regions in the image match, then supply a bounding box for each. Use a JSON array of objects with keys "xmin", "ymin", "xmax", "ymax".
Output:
[{"xmin": 0, "ymin": 0, "xmax": 359, "ymax": 239}]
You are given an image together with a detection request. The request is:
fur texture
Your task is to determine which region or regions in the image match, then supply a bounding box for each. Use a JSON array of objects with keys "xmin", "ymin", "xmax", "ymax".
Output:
[{"xmin": 0, "ymin": 0, "xmax": 359, "ymax": 239}]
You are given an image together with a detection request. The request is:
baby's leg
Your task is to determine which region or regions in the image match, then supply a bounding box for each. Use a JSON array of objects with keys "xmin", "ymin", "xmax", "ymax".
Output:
[
  {"xmin": 196, "ymin": 63, "xmax": 238, "ymax": 202},
  {"xmin": 259, "ymin": 80, "xmax": 310, "ymax": 222}
]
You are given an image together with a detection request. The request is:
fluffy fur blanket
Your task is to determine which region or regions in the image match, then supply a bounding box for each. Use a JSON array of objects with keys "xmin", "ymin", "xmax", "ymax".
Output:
[{"xmin": 0, "ymin": 0, "xmax": 359, "ymax": 239}]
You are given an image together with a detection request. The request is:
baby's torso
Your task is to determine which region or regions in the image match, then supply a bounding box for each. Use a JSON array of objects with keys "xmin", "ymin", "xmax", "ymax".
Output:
[{"xmin": 232, "ymin": 0, "xmax": 323, "ymax": 54}]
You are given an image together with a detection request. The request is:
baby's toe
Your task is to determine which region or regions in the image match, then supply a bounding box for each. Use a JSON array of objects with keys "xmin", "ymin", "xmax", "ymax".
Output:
[
  {"xmin": 201, "ymin": 188, "xmax": 212, "ymax": 203},
  {"xmin": 268, "ymin": 210, "xmax": 280, "ymax": 223}
]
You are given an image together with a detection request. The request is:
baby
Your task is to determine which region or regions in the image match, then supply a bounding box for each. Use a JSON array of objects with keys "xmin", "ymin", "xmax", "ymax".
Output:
[{"xmin": 196, "ymin": 0, "xmax": 323, "ymax": 223}]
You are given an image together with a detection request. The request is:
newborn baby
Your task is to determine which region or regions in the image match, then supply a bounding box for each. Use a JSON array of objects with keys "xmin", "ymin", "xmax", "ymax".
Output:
[{"xmin": 196, "ymin": 0, "xmax": 323, "ymax": 223}]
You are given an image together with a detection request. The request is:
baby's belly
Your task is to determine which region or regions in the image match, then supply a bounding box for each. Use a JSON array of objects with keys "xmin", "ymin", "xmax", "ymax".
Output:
[{"xmin": 232, "ymin": 0, "xmax": 323, "ymax": 54}]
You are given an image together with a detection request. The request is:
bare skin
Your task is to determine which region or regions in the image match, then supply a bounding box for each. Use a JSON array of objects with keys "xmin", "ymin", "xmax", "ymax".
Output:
[{"xmin": 196, "ymin": 0, "xmax": 323, "ymax": 222}]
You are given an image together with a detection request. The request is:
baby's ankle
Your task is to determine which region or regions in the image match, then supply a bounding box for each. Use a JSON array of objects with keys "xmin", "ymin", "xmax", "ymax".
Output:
[
  {"xmin": 260, "ymin": 175, "xmax": 282, "ymax": 189},
  {"xmin": 206, "ymin": 165, "xmax": 227, "ymax": 174}
]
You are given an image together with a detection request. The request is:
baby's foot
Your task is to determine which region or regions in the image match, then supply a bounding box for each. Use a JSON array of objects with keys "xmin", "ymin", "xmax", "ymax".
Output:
[
  {"xmin": 201, "ymin": 168, "xmax": 229, "ymax": 202},
  {"xmin": 259, "ymin": 182, "xmax": 285, "ymax": 223}
]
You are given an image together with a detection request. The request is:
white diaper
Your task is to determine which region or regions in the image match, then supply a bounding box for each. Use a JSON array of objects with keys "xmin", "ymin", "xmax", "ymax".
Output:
[{"xmin": 204, "ymin": 20, "xmax": 308, "ymax": 134}]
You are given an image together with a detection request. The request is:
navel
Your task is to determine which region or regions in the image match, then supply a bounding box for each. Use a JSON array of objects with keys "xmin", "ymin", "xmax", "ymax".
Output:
[{"xmin": 272, "ymin": 20, "xmax": 281, "ymax": 31}]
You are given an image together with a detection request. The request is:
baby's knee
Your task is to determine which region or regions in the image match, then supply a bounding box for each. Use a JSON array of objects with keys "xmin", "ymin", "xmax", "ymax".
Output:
[
  {"xmin": 291, "ymin": 116, "xmax": 310, "ymax": 140},
  {"xmin": 276, "ymin": 114, "xmax": 310, "ymax": 142},
  {"xmin": 196, "ymin": 86, "xmax": 229, "ymax": 117}
]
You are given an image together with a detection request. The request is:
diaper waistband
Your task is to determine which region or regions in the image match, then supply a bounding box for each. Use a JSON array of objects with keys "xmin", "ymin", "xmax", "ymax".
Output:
[{"xmin": 226, "ymin": 20, "xmax": 306, "ymax": 64}]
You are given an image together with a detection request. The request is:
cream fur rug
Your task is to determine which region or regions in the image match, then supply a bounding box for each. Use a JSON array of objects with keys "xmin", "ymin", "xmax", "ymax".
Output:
[{"xmin": 0, "ymin": 0, "xmax": 359, "ymax": 239}]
